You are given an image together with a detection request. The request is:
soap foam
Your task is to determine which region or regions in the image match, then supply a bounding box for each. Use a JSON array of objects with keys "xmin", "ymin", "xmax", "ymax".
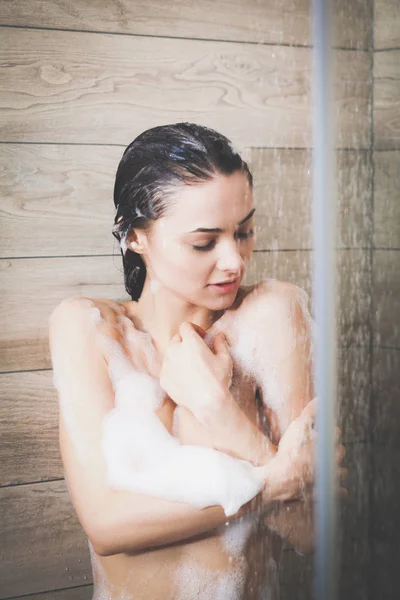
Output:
[
  {"xmin": 223, "ymin": 281, "xmax": 315, "ymax": 414},
  {"xmin": 99, "ymin": 327, "xmax": 268, "ymax": 517},
  {"xmin": 173, "ymin": 557, "xmax": 247, "ymax": 600},
  {"xmin": 220, "ymin": 513, "xmax": 258, "ymax": 558}
]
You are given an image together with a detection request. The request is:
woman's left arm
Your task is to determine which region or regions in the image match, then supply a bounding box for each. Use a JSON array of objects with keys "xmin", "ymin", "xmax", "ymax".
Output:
[
  {"xmin": 205, "ymin": 283, "xmax": 315, "ymax": 462},
  {"xmin": 173, "ymin": 282, "xmax": 315, "ymax": 466},
  {"xmin": 253, "ymin": 282, "xmax": 315, "ymax": 445}
]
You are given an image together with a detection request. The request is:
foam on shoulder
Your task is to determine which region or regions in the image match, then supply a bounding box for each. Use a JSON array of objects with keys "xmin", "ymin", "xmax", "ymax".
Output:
[{"xmin": 222, "ymin": 280, "xmax": 315, "ymax": 413}]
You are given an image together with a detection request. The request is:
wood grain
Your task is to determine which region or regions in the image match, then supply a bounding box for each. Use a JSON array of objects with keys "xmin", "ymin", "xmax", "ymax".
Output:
[
  {"xmin": 374, "ymin": 50, "xmax": 400, "ymax": 150},
  {"xmin": 371, "ymin": 444, "xmax": 400, "ymax": 599},
  {"xmin": 372, "ymin": 347, "xmax": 400, "ymax": 445},
  {"xmin": 0, "ymin": 0, "xmax": 372, "ymax": 49},
  {"xmin": 0, "ymin": 144, "xmax": 122, "ymax": 258},
  {"xmin": 0, "ymin": 255, "xmax": 128, "ymax": 373},
  {"xmin": 373, "ymin": 250, "xmax": 400, "ymax": 348},
  {"xmin": 251, "ymin": 149, "xmax": 372, "ymax": 250},
  {"xmin": 337, "ymin": 345, "xmax": 371, "ymax": 442},
  {"xmin": 375, "ymin": 0, "xmax": 400, "ymax": 49},
  {"xmin": 0, "ymin": 145, "xmax": 372, "ymax": 260},
  {"xmin": 374, "ymin": 151, "xmax": 400, "ymax": 248},
  {"xmin": 0, "ymin": 480, "xmax": 92, "ymax": 598},
  {"xmin": 0, "ymin": 370, "xmax": 61, "ymax": 485},
  {"xmin": 0, "ymin": 28, "xmax": 370, "ymax": 148}
]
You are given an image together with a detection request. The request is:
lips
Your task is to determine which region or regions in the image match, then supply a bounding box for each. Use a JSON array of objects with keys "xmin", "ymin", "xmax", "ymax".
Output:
[{"xmin": 212, "ymin": 279, "xmax": 238, "ymax": 285}]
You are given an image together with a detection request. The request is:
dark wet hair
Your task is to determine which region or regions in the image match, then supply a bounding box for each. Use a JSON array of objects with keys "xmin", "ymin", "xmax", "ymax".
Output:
[{"xmin": 112, "ymin": 122, "xmax": 253, "ymax": 301}]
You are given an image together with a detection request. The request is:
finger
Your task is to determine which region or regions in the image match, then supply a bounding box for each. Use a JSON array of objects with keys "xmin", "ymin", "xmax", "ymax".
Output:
[
  {"xmin": 169, "ymin": 332, "xmax": 182, "ymax": 344},
  {"xmin": 179, "ymin": 321, "xmax": 199, "ymax": 340},
  {"xmin": 213, "ymin": 332, "xmax": 230, "ymax": 355},
  {"xmin": 338, "ymin": 467, "xmax": 348, "ymax": 481},
  {"xmin": 180, "ymin": 322, "xmax": 212, "ymax": 352},
  {"xmin": 190, "ymin": 323, "xmax": 208, "ymax": 339},
  {"xmin": 96, "ymin": 301, "xmax": 119, "ymax": 326},
  {"xmin": 300, "ymin": 398, "xmax": 318, "ymax": 420},
  {"xmin": 335, "ymin": 426, "xmax": 342, "ymax": 442},
  {"xmin": 336, "ymin": 444, "xmax": 346, "ymax": 465},
  {"xmin": 103, "ymin": 299, "xmax": 126, "ymax": 315}
]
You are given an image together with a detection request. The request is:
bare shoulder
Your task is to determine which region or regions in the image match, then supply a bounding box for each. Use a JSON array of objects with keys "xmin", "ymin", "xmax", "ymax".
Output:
[
  {"xmin": 238, "ymin": 278, "xmax": 311, "ymax": 323},
  {"xmin": 233, "ymin": 279, "xmax": 313, "ymax": 364},
  {"xmin": 49, "ymin": 296, "xmax": 129, "ymax": 349}
]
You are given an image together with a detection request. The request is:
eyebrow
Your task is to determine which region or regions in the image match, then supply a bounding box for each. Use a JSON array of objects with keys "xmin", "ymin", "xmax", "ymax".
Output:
[{"xmin": 186, "ymin": 208, "xmax": 256, "ymax": 234}]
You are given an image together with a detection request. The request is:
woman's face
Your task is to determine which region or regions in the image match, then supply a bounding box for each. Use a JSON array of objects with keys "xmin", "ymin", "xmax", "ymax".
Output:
[{"xmin": 139, "ymin": 170, "xmax": 255, "ymax": 310}]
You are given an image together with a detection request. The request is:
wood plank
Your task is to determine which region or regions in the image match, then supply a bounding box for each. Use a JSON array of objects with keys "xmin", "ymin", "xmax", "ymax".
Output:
[
  {"xmin": 371, "ymin": 443, "xmax": 400, "ymax": 600},
  {"xmin": 244, "ymin": 249, "xmax": 372, "ymax": 348},
  {"xmin": 374, "ymin": 50, "xmax": 400, "ymax": 150},
  {"xmin": 251, "ymin": 149, "xmax": 372, "ymax": 250},
  {"xmin": 0, "ymin": 144, "xmax": 122, "ymax": 258},
  {"xmin": 337, "ymin": 346, "xmax": 371, "ymax": 443},
  {"xmin": 373, "ymin": 250, "xmax": 400, "ymax": 348},
  {"xmin": 0, "ymin": 370, "xmax": 62, "ymax": 485},
  {"xmin": 372, "ymin": 347, "xmax": 400, "ymax": 445},
  {"xmin": 0, "ymin": 28, "xmax": 370, "ymax": 148},
  {"xmin": 338, "ymin": 442, "xmax": 372, "ymax": 600},
  {"xmin": 0, "ymin": 255, "xmax": 128, "ymax": 373},
  {"xmin": 374, "ymin": 151, "xmax": 400, "ymax": 248},
  {"xmin": 375, "ymin": 0, "xmax": 400, "ymax": 49},
  {"xmin": 0, "ymin": 146, "xmax": 372, "ymax": 259},
  {"xmin": 17, "ymin": 585, "xmax": 93, "ymax": 600},
  {"xmin": 0, "ymin": 0, "xmax": 372, "ymax": 49},
  {"xmin": 0, "ymin": 480, "xmax": 92, "ymax": 598}
]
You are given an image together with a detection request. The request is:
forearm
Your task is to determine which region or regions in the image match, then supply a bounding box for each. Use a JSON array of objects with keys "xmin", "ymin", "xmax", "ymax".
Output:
[
  {"xmin": 92, "ymin": 486, "xmax": 257, "ymax": 556},
  {"xmin": 201, "ymin": 389, "xmax": 277, "ymax": 466}
]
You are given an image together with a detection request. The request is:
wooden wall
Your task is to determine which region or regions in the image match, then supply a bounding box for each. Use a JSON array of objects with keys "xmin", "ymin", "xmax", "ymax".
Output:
[
  {"xmin": 371, "ymin": 1, "xmax": 400, "ymax": 598},
  {"xmin": 0, "ymin": 1, "xmax": 373, "ymax": 598}
]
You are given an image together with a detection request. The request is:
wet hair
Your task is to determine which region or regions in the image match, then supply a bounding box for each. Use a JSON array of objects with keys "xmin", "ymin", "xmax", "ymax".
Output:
[{"xmin": 112, "ymin": 122, "xmax": 253, "ymax": 301}]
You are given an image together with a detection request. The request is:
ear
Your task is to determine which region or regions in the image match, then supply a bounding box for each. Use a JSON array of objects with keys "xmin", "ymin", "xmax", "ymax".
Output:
[{"xmin": 127, "ymin": 228, "xmax": 149, "ymax": 255}]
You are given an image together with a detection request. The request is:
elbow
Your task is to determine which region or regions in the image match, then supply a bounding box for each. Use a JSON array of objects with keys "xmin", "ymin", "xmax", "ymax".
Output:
[
  {"xmin": 85, "ymin": 517, "xmax": 145, "ymax": 557},
  {"xmin": 86, "ymin": 521, "xmax": 119, "ymax": 557}
]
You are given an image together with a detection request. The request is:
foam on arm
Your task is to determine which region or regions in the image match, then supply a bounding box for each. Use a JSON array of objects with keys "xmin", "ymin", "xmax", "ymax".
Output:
[{"xmin": 89, "ymin": 308, "xmax": 268, "ymax": 518}]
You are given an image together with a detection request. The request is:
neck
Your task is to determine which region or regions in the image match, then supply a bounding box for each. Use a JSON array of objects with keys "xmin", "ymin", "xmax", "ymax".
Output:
[{"xmin": 128, "ymin": 275, "xmax": 225, "ymax": 356}]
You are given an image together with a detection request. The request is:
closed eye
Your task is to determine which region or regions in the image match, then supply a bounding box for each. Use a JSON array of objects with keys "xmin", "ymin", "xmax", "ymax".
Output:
[{"xmin": 192, "ymin": 229, "xmax": 254, "ymax": 252}]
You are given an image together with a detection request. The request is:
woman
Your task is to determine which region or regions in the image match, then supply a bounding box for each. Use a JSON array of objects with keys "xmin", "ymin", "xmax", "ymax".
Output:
[{"xmin": 48, "ymin": 123, "xmax": 346, "ymax": 599}]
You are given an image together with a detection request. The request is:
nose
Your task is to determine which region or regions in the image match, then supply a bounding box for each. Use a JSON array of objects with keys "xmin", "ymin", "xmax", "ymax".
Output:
[{"xmin": 215, "ymin": 239, "xmax": 245, "ymax": 275}]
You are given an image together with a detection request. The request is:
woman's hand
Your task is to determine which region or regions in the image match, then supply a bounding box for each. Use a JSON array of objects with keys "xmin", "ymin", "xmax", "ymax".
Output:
[
  {"xmin": 159, "ymin": 322, "xmax": 233, "ymax": 424},
  {"xmin": 264, "ymin": 498, "xmax": 316, "ymax": 554},
  {"xmin": 262, "ymin": 398, "xmax": 347, "ymax": 503}
]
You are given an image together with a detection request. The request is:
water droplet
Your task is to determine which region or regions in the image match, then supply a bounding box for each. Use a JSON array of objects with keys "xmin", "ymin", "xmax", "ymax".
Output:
[
  {"xmin": 29, "ymin": 550, "xmax": 33, "ymax": 555},
  {"xmin": 65, "ymin": 567, "xmax": 69, "ymax": 571},
  {"xmin": 84, "ymin": 575, "xmax": 88, "ymax": 580}
]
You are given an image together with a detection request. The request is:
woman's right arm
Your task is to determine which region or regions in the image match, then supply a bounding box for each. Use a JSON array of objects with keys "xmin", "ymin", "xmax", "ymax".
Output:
[{"xmin": 49, "ymin": 297, "xmax": 259, "ymax": 557}]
